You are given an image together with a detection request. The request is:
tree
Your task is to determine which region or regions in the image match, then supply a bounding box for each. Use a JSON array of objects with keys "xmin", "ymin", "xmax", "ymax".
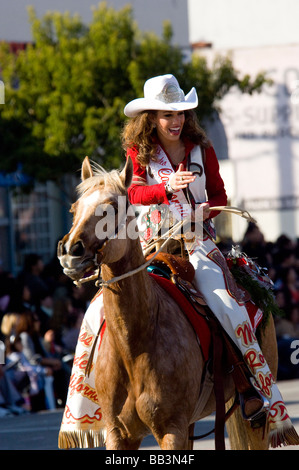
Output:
[{"xmin": 0, "ymin": 2, "xmax": 270, "ymax": 184}]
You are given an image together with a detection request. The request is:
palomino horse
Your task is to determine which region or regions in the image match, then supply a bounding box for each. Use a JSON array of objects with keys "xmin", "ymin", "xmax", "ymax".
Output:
[{"xmin": 58, "ymin": 156, "xmax": 278, "ymax": 450}]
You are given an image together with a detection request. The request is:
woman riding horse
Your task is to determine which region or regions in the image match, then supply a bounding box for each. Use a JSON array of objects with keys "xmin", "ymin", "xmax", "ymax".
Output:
[{"xmin": 58, "ymin": 74, "xmax": 299, "ymax": 449}]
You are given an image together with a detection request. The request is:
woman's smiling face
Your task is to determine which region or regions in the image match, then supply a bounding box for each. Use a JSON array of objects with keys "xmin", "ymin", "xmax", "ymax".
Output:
[{"xmin": 153, "ymin": 110, "xmax": 185, "ymax": 144}]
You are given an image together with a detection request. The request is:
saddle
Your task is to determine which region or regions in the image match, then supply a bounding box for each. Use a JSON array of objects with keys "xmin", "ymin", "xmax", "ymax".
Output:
[
  {"xmin": 146, "ymin": 251, "xmax": 207, "ymax": 305},
  {"xmin": 146, "ymin": 251, "xmax": 195, "ymax": 282}
]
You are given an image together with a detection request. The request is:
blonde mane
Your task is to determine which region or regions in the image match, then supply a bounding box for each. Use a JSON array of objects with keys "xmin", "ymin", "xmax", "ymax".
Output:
[{"xmin": 77, "ymin": 161, "xmax": 127, "ymax": 197}]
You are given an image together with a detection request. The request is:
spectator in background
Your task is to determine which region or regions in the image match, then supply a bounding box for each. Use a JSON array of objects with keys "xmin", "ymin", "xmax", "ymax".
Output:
[
  {"xmin": 4, "ymin": 277, "xmax": 36, "ymax": 316},
  {"xmin": 61, "ymin": 308, "xmax": 84, "ymax": 355},
  {"xmin": 276, "ymin": 249, "xmax": 296, "ymax": 271},
  {"xmin": 5, "ymin": 334, "xmax": 47, "ymax": 411},
  {"xmin": 42, "ymin": 242, "xmax": 73, "ymax": 297},
  {"xmin": 0, "ymin": 364, "xmax": 27, "ymax": 416},
  {"xmin": 1, "ymin": 312, "xmax": 20, "ymax": 340},
  {"xmin": 241, "ymin": 222, "xmax": 272, "ymax": 269},
  {"xmin": 48, "ymin": 296, "xmax": 81, "ymax": 355},
  {"xmin": 17, "ymin": 254, "xmax": 50, "ymax": 310},
  {"xmin": 275, "ymin": 303, "xmax": 299, "ymax": 381},
  {"xmin": 275, "ymin": 289, "xmax": 287, "ymax": 310},
  {"xmin": 276, "ymin": 267, "xmax": 299, "ymax": 305},
  {"xmin": 271, "ymin": 235, "xmax": 297, "ymax": 281},
  {"xmin": 0, "ymin": 272, "xmax": 16, "ymax": 325},
  {"xmin": 35, "ymin": 292, "xmax": 54, "ymax": 336},
  {"xmin": 15, "ymin": 311, "xmax": 69, "ymax": 409},
  {"xmin": 275, "ymin": 234, "xmax": 297, "ymax": 253},
  {"xmin": 276, "ymin": 303, "xmax": 299, "ymax": 339}
]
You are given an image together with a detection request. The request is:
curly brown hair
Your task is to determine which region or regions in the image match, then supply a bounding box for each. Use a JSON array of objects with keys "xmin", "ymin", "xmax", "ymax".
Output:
[{"xmin": 121, "ymin": 110, "xmax": 211, "ymax": 167}]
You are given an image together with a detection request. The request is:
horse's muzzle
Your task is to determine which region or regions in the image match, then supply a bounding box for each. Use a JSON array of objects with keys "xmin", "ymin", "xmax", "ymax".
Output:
[{"xmin": 57, "ymin": 239, "xmax": 101, "ymax": 283}]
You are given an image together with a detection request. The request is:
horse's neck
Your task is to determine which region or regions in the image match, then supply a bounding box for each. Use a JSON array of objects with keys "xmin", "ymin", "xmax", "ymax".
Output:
[{"xmin": 101, "ymin": 238, "xmax": 155, "ymax": 352}]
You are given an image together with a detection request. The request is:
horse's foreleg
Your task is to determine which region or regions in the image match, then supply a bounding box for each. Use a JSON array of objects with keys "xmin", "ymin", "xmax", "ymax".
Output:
[
  {"xmin": 156, "ymin": 427, "xmax": 190, "ymax": 450},
  {"xmin": 105, "ymin": 427, "xmax": 123, "ymax": 450},
  {"xmin": 105, "ymin": 427, "xmax": 142, "ymax": 450}
]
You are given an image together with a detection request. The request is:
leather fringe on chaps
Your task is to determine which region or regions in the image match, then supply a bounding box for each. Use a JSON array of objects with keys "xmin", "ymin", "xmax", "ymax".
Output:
[{"xmin": 58, "ymin": 429, "xmax": 106, "ymax": 449}]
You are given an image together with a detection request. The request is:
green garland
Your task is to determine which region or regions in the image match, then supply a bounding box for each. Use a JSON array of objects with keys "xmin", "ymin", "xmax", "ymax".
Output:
[{"xmin": 229, "ymin": 265, "xmax": 283, "ymax": 339}]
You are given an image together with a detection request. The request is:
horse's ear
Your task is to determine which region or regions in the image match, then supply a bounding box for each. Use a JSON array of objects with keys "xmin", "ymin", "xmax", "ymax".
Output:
[
  {"xmin": 121, "ymin": 157, "xmax": 133, "ymax": 189},
  {"xmin": 81, "ymin": 156, "xmax": 94, "ymax": 181}
]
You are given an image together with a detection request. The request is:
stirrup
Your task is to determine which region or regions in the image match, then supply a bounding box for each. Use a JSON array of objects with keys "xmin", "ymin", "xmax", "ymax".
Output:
[{"xmin": 239, "ymin": 391, "xmax": 270, "ymax": 427}]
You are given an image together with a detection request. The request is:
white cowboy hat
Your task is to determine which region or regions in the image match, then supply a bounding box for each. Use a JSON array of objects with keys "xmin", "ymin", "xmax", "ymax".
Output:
[{"xmin": 124, "ymin": 74, "xmax": 198, "ymax": 117}]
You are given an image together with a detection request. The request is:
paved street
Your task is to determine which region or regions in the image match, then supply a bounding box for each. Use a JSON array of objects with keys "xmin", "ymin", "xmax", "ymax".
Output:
[{"xmin": 0, "ymin": 379, "xmax": 298, "ymax": 451}]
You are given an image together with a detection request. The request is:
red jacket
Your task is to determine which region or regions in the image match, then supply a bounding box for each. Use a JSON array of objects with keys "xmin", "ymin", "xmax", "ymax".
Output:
[{"xmin": 127, "ymin": 140, "xmax": 227, "ymax": 218}]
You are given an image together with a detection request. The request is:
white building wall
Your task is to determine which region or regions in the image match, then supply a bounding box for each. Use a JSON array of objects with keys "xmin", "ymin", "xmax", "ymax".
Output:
[
  {"xmin": 0, "ymin": 0, "xmax": 189, "ymax": 48},
  {"xmin": 188, "ymin": 0, "xmax": 299, "ymax": 49}
]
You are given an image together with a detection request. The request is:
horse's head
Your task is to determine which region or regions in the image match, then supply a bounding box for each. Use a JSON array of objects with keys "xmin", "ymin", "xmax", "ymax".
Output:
[{"xmin": 57, "ymin": 156, "xmax": 133, "ymax": 284}]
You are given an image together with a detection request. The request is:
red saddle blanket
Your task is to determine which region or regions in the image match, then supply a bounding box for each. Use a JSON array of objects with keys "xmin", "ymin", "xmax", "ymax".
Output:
[{"xmin": 149, "ymin": 273, "xmax": 263, "ymax": 363}]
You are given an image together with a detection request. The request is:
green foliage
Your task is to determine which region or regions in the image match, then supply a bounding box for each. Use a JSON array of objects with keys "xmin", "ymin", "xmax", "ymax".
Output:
[
  {"xmin": 230, "ymin": 265, "xmax": 283, "ymax": 341},
  {"xmin": 0, "ymin": 2, "xmax": 271, "ymax": 184}
]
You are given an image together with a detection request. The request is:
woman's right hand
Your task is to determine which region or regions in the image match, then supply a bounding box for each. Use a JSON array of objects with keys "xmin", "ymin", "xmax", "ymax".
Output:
[{"xmin": 168, "ymin": 163, "xmax": 196, "ymax": 191}]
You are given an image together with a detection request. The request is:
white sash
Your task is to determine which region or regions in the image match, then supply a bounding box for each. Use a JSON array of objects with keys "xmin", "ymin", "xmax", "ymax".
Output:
[
  {"xmin": 147, "ymin": 145, "xmax": 206, "ymax": 221},
  {"xmin": 135, "ymin": 145, "xmax": 205, "ymax": 242}
]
